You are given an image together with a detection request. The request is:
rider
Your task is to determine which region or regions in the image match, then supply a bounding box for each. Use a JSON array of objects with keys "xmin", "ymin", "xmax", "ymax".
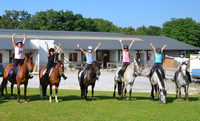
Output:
[
  {"xmin": 165, "ymin": 52, "xmax": 198, "ymax": 82},
  {"xmin": 118, "ymin": 39, "xmax": 135, "ymax": 77},
  {"xmin": 12, "ymin": 33, "xmax": 33, "ymax": 79},
  {"xmin": 44, "ymin": 42, "xmax": 67, "ymax": 80},
  {"xmin": 148, "ymin": 43, "xmax": 167, "ymax": 78},
  {"xmin": 77, "ymin": 42, "xmax": 101, "ymax": 80}
]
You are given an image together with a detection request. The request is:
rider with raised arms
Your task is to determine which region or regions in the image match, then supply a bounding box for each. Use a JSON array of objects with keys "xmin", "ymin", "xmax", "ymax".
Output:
[
  {"xmin": 44, "ymin": 42, "xmax": 67, "ymax": 80},
  {"xmin": 118, "ymin": 39, "xmax": 135, "ymax": 77},
  {"xmin": 77, "ymin": 42, "xmax": 101, "ymax": 80},
  {"xmin": 12, "ymin": 33, "xmax": 32, "ymax": 79},
  {"xmin": 148, "ymin": 43, "xmax": 167, "ymax": 78}
]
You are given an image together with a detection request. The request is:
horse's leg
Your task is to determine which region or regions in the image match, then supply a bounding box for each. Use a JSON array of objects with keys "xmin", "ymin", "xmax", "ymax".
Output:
[
  {"xmin": 49, "ymin": 85, "xmax": 52, "ymax": 103},
  {"xmin": 1, "ymin": 78, "xmax": 7, "ymax": 99},
  {"xmin": 178, "ymin": 87, "xmax": 181, "ymax": 102},
  {"xmin": 11, "ymin": 83, "xmax": 14, "ymax": 99},
  {"xmin": 24, "ymin": 83, "xmax": 28, "ymax": 103},
  {"xmin": 185, "ymin": 85, "xmax": 189, "ymax": 102},
  {"xmin": 84, "ymin": 87, "xmax": 88, "ymax": 101},
  {"xmin": 55, "ymin": 85, "xmax": 59, "ymax": 103},
  {"xmin": 150, "ymin": 85, "xmax": 154, "ymax": 101},
  {"xmin": 129, "ymin": 84, "xmax": 133, "ymax": 101},
  {"xmin": 91, "ymin": 84, "xmax": 95, "ymax": 101},
  {"xmin": 175, "ymin": 86, "xmax": 178, "ymax": 99},
  {"xmin": 17, "ymin": 82, "xmax": 21, "ymax": 103},
  {"xmin": 113, "ymin": 80, "xmax": 117, "ymax": 97}
]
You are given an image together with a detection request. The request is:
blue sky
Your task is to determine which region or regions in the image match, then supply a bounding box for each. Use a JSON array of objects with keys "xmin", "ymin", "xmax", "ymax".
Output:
[{"xmin": 1, "ymin": 0, "xmax": 200, "ymax": 28}]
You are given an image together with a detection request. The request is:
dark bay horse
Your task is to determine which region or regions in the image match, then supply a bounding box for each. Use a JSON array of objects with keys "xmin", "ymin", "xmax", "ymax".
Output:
[
  {"xmin": 1, "ymin": 56, "xmax": 33, "ymax": 103},
  {"xmin": 174, "ymin": 63, "xmax": 190, "ymax": 102},
  {"xmin": 149, "ymin": 67, "xmax": 167, "ymax": 104},
  {"xmin": 78, "ymin": 62, "xmax": 101, "ymax": 101},
  {"xmin": 39, "ymin": 60, "xmax": 64, "ymax": 103}
]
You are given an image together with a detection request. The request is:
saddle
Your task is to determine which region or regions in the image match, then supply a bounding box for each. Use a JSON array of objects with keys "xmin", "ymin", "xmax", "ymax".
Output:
[
  {"xmin": 118, "ymin": 64, "xmax": 128, "ymax": 77},
  {"xmin": 8, "ymin": 65, "xmax": 20, "ymax": 79},
  {"xmin": 151, "ymin": 65, "xmax": 165, "ymax": 79},
  {"xmin": 43, "ymin": 67, "xmax": 54, "ymax": 80}
]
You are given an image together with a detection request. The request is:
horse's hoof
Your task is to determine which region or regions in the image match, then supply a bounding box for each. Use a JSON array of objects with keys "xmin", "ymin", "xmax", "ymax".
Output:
[
  {"xmin": 186, "ymin": 100, "xmax": 190, "ymax": 103},
  {"xmin": 11, "ymin": 96, "xmax": 15, "ymax": 99},
  {"xmin": 1, "ymin": 96, "xmax": 5, "ymax": 99},
  {"xmin": 179, "ymin": 99, "xmax": 182, "ymax": 102},
  {"xmin": 92, "ymin": 99, "xmax": 95, "ymax": 101},
  {"xmin": 24, "ymin": 101, "xmax": 28, "ymax": 103},
  {"xmin": 49, "ymin": 100, "xmax": 52, "ymax": 103},
  {"xmin": 129, "ymin": 99, "xmax": 132, "ymax": 101},
  {"xmin": 55, "ymin": 100, "xmax": 59, "ymax": 103},
  {"xmin": 17, "ymin": 101, "xmax": 21, "ymax": 104},
  {"xmin": 123, "ymin": 99, "xmax": 127, "ymax": 101}
]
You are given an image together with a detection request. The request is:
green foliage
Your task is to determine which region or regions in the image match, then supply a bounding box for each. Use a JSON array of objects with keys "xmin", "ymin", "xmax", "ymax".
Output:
[
  {"xmin": 161, "ymin": 18, "xmax": 200, "ymax": 47},
  {"xmin": 0, "ymin": 88, "xmax": 200, "ymax": 121}
]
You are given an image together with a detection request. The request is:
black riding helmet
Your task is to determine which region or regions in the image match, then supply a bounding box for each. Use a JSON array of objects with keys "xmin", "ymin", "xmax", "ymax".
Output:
[
  {"xmin": 15, "ymin": 41, "xmax": 23, "ymax": 46},
  {"xmin": 124, "ymin": 45, "xmax": 128, "ymax": 49},
  {"xmin": 156, "ymin": 48, "xmax": 161, "ymax": 53},
  {"xmin": 49, "ymin": 48, "xmax": 55, "ymax": 53}
]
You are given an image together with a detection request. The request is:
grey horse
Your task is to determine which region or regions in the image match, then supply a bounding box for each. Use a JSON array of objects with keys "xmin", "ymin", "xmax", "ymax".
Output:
[
  {"xmin": 113, "ymin": 60, "xmax": 141, "ymax": 101},
  {"xmin": 149, "ymin": 67, "xmax": 167, "ymax": 104},
  {"xmin": 174, "ymin": 63, "xmax": 190, "ymax": 102}
]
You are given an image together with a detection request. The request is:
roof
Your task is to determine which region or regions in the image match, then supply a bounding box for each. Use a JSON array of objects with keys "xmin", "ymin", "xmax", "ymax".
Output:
[{"xmin": 0, "ymin": 29, "xmax": 199, "ymax": 51}]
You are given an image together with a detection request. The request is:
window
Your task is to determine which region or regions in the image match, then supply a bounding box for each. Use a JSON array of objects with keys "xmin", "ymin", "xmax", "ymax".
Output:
[
  {"xmin": 69, "ymin": 53, "xmax": 77, "ymax": 61},
  {"xmin": 0, "ymin": 53, "xmax": 2, "ymax": 63}
]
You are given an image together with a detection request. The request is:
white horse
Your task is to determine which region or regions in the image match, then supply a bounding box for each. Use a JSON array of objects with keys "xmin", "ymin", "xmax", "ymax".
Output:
[
  {"xmin": 113, "ymin": 60, "xmax": 141, "ymax": 101},
  {"xmin": 150, "ymin": 66, "xmax": 167, "ymax": 104},
  {"xmin": 174, "ymin": 63, "xmax": 190, "ymax": 102}
]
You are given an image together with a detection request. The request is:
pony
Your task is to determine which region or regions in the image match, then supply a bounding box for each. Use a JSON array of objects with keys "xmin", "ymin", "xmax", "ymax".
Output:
[
  {"xmin": 113, "ymin": 60, "xmax": 142, "ymax": 101},
  {"xmin": 39, "ymin": 60, "xmax": 64, "ymax": 103},
  {"xmin": 78, "ymin": 61, "xmax": 101, "ymax": 101},
  {"xmin": 1, "ymin": 55, "xmax": 33, "ymax": 103},
  {"xmin": 149, "ymin": 66, "xmax": 167, "ymax": 104},
  {"xmin": 174, "ymin": 63, "xmax": 190, "ymax": 102}
]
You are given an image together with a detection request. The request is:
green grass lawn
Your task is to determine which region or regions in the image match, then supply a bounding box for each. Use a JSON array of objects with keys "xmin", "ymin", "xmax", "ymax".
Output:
[{"xmin": 0, "ymin": 88, "xmax": 200, "ymax": 121}]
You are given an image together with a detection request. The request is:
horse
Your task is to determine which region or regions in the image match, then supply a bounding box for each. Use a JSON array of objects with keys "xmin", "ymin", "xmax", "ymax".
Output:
[
  {"xmin": 174, "ymin": 63, "xmax": 190, "ymax": 102},
  {"xmin": 1, "ymin": 55, "xmax": 33, "ymax": 103},
  {"xmin": 149, "ymin": 66, "xmax": 167, "ymax": 104},
  {"xmin": 113, "ymin": 60, "xmax": 142, "ymax": 101},
  {"xmin": 39, "ymin": 60, "xmax": 64, "ymax": 103},
  {"xmin": 78, "ymin": 61, "xmax": 101, "ymax": 101}
]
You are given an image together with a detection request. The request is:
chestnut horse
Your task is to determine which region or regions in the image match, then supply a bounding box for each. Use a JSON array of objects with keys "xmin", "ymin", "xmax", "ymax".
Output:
[
  {"xmin": 1, "ymin": 56, "xmax": 33, "ymax": 103},
  {"xmin": 39, "ymin": 60, "xmax": 64, "ymax": 103},
  {"xmin": 78, "ymin": 62, "xmax": 101, "ymax": 101}
]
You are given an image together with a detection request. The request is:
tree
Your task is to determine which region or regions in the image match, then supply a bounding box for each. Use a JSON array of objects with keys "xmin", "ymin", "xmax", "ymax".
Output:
[
  {"xmin": 135, "ymin": 25, "xmax": 147, "ymax": 35},
  {"xmin": 162, "ymin": 18, "xmax": 200, "ymax": 47},
  {"xmin": 146, "ymin": 26, "xmax": 161, "ymax": 35}
]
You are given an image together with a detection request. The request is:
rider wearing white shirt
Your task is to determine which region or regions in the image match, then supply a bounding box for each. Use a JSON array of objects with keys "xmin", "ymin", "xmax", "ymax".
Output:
[{"xmin": 165, "ymin": 52, "xmax": 198, "ymax": 83}]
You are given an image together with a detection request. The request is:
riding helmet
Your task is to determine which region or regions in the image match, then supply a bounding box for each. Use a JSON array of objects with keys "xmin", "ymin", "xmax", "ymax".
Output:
[
  {"xmin": 16, "ymin": 41, "xmax": 23, "ymax": 46},
  {"xmin": 49, "ymin": 48, "xmax": 55, "ymax": 53},
  {"xmin": 156, "ymin": 48, "xmax": 161, "ymax": 53},
  {"xmin": 88, "ymin": 46, "xmax": 93, "ymax": 50},
  {"xmin": 124, "ymin": 45, "xmax": 128, "ymax": 49}
]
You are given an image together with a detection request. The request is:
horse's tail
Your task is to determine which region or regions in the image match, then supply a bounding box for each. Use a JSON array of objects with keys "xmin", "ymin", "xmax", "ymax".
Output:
[
  {"xmin": 0, "ymin": 78, "xmax": 8, "ymax": 95},
  {"xmin": 118, "ymin": 81, "xmax": 123, "ymax": 96},
  {"xmin": 39, "ymin": 68, "xmax": 47, "ymax": 99}
]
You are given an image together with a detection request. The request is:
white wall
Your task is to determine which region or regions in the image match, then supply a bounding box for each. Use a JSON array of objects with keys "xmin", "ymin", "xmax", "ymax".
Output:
[
  {"xmin": 110, "ymin": 50, "xmax": 118, "ymax": 62},
  {"xmin": 0, "ymin": 50, "xmax": 9, "ymax": 66},
  {"xmin": 63, "ymin": 50, "xmax": 82, "ymax": 62}
]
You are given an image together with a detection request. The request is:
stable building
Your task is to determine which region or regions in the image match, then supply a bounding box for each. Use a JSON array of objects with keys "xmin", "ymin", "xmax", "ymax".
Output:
[{"xmin": 0, "ymin": 29, "xmax": 199, "ymax": 71}]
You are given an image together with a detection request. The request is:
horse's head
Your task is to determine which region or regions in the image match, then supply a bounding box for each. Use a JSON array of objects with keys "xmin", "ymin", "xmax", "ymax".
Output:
[
  {"xmin": 93, "ymin": 61, "xmax": 101, "ymax": 78},
  {"xmin": 159, "ymin": 89, "xmax": 167, "ymax": 104},
  {"xmin": 55, "ymin": 59, "xmax": 64, "ymax": 75},
  {"xmin": 131, "ymin": 59, "xmax": 144, "ymax": 76},
  {"xmin": 24, "ymin": 55, "xmax": 33, "ymax": 72},
  {"xmin": 180, "ymin": 63, "xmax": 188, "ymax": 77}
]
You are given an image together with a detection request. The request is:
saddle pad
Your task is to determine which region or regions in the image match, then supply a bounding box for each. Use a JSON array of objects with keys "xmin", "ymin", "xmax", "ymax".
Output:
[
  {"xmin": 43, "ymin": 68, "xmax": 53, "ymax": 76},
  {"xmin": 8, "ymin": 65, "xmax": 20, "ymax": 78}
]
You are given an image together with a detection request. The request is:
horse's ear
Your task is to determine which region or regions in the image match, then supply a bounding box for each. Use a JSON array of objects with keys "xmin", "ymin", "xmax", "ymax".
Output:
[{"xmin": 55, "ymin": 59, "xmax": 59, "ymax": 63}]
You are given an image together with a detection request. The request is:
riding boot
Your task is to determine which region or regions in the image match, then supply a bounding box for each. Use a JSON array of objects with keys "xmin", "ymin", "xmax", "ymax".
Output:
[
  {"xmin": 43, "ymin": 72, "xmax": 49, "ymax": 81},
  {"xmin": 118, "ymin": 69, "xmax": 122, "ymax": 77},
  {"xmin": 62, "ymin": 74, "xmax": 67, "ymax": 80},
  {"xmin": 28, "ymin": 74, "xmax": 33, "ymax": 79},
  {"xmin": 186, "ymin": 71, "xmax": 192, "ymax": 83},
  {"xmin": 12, "ymin": 68, "xmax": 16, "ymax": 78}
]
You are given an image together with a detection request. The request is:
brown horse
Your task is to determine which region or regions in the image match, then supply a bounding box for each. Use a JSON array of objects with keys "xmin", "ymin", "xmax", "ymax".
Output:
[
  {"xmin": 78, "ymin": 62, "xmax": 101, "ymax": 101},
  {"xmin": 1, "ymin": 56, "xmax": 33, "ymax": 103},
  {"xmin": 39, "ymin": 60, "xmax": 64, "ymax": 103}
]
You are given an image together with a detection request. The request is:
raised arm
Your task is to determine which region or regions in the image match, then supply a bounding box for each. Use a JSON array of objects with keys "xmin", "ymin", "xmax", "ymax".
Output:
[
  {"xmin": 45, "ymin": 42, "xmax": 49, "ymax": 56},
  {"xmin": 150, "ymin": 43, "xmax": 156, "ymax": 53},
  {"xmin": 161, "ymin": 44, "xmax": 167, "ymax": 53},
  {"xmin": 129, "ymin": 39, "xmax": 135, "ymax": 50},
  {"xmin": 55, "ymin": 42, "xmax": 61, "ymax": 53},
  {"xmin": 22, "ymin": 33, "xmax": 26, "ymax": 45},
  {"xmin": 119, "ymin": 39, "xmax": 124, "ymax": 51},
  {"xmin": 93, "ymin": 42, "xmax": 101, "ymax": 53},
  {"xmin": 188, "ymin": 56, "xmax": 199, "ymax": 60},
  {"xmin": 77, "ymin": 44, "xmax": 86, "ymax": 54},
  {"xmin": 165, "ymin": 55, "xmax": 175, "ymax": 59},
  {"xmin": 12, "ymin": 33, "xmax": 16, "ymax": 48}
]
